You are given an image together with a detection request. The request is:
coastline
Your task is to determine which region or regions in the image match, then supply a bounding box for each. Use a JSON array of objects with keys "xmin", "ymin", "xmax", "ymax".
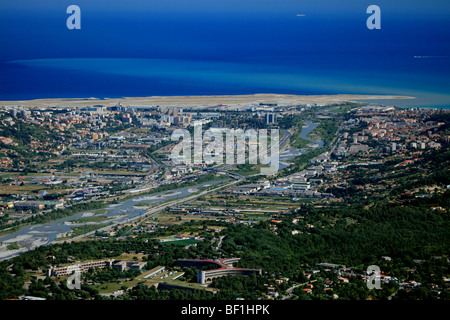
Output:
[{"xmin": 0, "ymin": 93, "xmax": 416, "ymax": 109}]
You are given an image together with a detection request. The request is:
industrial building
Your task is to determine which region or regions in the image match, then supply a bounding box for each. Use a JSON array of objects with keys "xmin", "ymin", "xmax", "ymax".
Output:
[{"xmin": 178, "ymin": 258, "xmax": 262, "ymax": 284}]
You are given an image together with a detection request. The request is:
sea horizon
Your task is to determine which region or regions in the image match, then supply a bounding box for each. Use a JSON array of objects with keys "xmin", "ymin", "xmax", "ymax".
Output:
[
  {"xmin": 0, "ymin": 57, "xmax": 449, "ymax": 109},
  {"xmin": 0, "ymin": 1, "xmax": 449, "ymax": 108}
]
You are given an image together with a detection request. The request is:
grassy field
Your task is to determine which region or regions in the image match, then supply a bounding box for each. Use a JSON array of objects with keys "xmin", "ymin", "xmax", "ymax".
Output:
[
  {"xmin": 70, "ymin": 216, "xmax": 110, "ymax": 224},
  {"xmin": 166, "ymin": 279, "xmax": 216, "ymax": 292},
  {"xmin": 0, "ymin": 226, "xmax": 20, "ymax": 238},
  {"xmin": 133, "ymin": 202, "xmax": 153, "ymax": 207},
  {"xmin": 154, "ymin": 213, "xmax": 184, "ymax": 225},
  {"xmin": 237, "ymin": 211, "xmax": 274, "ymax": 215},
  {"xmin": 0, "ymin": 172, "xmax": 81, "ymax": 178},
  {"xmin": 0, "ymin": 185, "xmax": 51, "ymax": 194},
  {"xmin": 91, "ymin": 170, "xmax": 149, "ymax": 176},
  {"xmin": 109, "ymin": 253, "xmax": 148, "ymax": 262},
  {"xmin": 57, "ymin": 223, "xmax": 112, "ymax": 241},
  {"xmin": 94, "ymin": 279, "xmax": 143, "ymax": 294},
  {"xmin": 159, "ymin": 239, "xmax": 200, "ymax": 246},
  {"xmin": 230, "ymin": 164, "xmax": 265, "ymax": 176},
  {"xmin": 6, "ymin": 242, "xmax": 20, "ymax": 250},
  {"xmin": 290, "ymin": 134, "xmax": 311, "ymax": 149},
  {"xmin": 94, "ymin": 209, "xmax": 110, "ymax": 215}
]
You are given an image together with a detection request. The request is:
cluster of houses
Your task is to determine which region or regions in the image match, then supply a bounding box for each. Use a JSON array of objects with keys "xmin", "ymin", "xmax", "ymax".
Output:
[{"xmin": 335, "ymin": 106, "xmax": 447, "ymax": 157}]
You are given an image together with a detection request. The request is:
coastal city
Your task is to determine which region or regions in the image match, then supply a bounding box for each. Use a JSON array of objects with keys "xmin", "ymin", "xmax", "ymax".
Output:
[
  {"xmin": 0, "ymin": 96, "xmax": 448, "ymax": 301},
  {"xmin": 0, "ymin": 2, "xmax": 449, "ymax": 318}
]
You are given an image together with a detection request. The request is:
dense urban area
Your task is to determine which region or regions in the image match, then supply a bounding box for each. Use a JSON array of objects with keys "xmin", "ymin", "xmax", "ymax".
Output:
[{"xmin": 0, "ymin": 99, "xmax": 449, "ymax": 301}]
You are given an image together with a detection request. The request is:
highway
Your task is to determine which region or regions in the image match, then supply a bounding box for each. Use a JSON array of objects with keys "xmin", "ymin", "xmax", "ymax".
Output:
[{"xmin": 57, "ymin": 177, "xmax": 243, "ymax": 243}]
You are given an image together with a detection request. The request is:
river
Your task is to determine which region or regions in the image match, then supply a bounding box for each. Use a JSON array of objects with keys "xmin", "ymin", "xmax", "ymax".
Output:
[
  {"xmin": 0, "ymin": 179, "xmax": 227, "ymax": 261},
  {"xmin": 278, "ymin": 119, "xmax": 325, "ymax": 169}
]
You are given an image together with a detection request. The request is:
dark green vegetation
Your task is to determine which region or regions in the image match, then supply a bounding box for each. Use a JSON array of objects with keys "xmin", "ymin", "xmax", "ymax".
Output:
[
  {"xmin": 6, "ymin": 242, "xmax": 19, "ymax": 250},
  {"xmin": 222, "ymin": 199, "xmax": 449, "ymax": 270},
  {"xmin": 0, "ymin": 121, "xmax": 60, "ymax": 150}
]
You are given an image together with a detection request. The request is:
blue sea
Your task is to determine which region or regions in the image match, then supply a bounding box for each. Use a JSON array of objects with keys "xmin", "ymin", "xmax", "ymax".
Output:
[{"xmin": 0, "ymin": 1, "xmax": 449, "ymax": 108}]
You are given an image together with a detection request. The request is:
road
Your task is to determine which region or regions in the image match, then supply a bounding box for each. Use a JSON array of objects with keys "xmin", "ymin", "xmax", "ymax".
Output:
[
  {"xmin": 216, "ymin": 235, "xmax": 225, "ymax": 251},
  {"xmin": 282, "ymin": 280, "xmax": 316, "ymax": 300},
  {"xmin": 57, "ymin": 177, "xmax": 243, "ymax": 243}
]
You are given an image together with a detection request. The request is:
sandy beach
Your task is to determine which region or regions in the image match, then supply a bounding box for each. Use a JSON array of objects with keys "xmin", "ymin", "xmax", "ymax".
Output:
[{"xmin": 0, "ymin": 93, "xmax": 415, "ymax": 109}]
